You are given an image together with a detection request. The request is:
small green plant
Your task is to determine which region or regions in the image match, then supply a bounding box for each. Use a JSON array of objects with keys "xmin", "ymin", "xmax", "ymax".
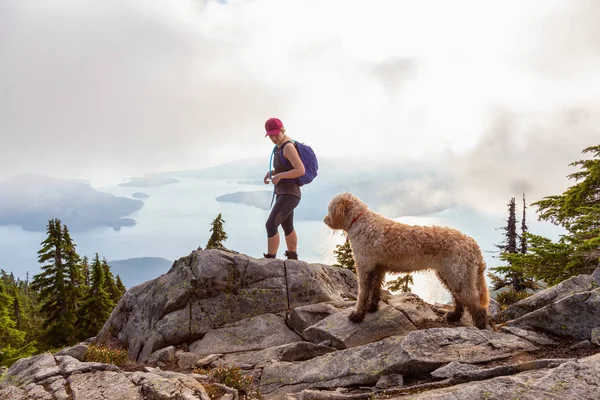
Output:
[
  {"xmin": 496, "ymin": 288, "xmax": 531, "ymax": 306},
  {"xmin": 203, "ymin": 384, "xmax": 226, "ymax": 399},
  {"xmin": 195, "ymin": 365, "xmax": 252, "ymax": 394},
  {"xmin": 83, "ymin": 344, "xmax": 128, "ymax": 366}
]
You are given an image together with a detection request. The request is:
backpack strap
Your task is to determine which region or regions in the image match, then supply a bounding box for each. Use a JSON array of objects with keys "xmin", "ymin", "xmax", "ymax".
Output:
[
  {"xmin": 269, "ymin": 145, "xmax": 277, "ymax": 207},
  {"xmin": 277, "ymin": 141, "xmax": 294, "ymax": 169},
  {"xmin": 269, "ymin": 141, "xmax": 296, "ymax": 208}
]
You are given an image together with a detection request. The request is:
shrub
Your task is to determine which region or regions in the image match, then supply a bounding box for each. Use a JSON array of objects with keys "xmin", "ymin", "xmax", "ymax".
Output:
[
  {"xmin": 195, "ymin": 365, "xmax": 253, "ymax": 394},
  {"xmin": 496, "ymin": 288, "xmax": 531, "ymax": 306},
  {"xmin": 83, "ymin": 344, "xmax": 128, "ymax": 366}
]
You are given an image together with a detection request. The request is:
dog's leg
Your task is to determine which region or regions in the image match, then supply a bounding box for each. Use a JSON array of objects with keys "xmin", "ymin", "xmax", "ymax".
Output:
[
  {"xmin": 436, "ymin": 270, "xmax": 465, "ymax": 323},
  {"xmin": 367, "ymin": 266, "xmax": 385, "ymax": 313},
  {"xmin": 469, "ymin": 306, "xmax": 491, "ymax": 329},
  {"xmin": 349, "ymin": 267, "xmax": 376, "ymax": 323},
  {"xmin": 446, "ymin": 298, "xmax": 464, "ymax": 323}
]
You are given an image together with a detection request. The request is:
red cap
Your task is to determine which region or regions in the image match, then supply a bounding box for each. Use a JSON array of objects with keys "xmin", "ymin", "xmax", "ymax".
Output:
[{"xmin": 265, "ymin": 118, "xmax": 283, "ymax": 137}]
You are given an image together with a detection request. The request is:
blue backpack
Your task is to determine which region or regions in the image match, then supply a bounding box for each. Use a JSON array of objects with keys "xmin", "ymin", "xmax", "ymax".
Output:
[{"xmin": 269, "ymin": 140, "xmax": 319, "ymax": 186}]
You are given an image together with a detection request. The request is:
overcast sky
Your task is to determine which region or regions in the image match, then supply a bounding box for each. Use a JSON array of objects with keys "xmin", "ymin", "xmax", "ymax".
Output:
[{"xmin": 0, "ymin": 0, "xmax": 598, "ymax": 211}]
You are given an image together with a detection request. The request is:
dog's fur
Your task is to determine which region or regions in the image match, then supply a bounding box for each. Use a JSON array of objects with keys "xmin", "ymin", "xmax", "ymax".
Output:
[{"xmin": 324, "ymin": 192, "xmax": 491, "ymax": 329}]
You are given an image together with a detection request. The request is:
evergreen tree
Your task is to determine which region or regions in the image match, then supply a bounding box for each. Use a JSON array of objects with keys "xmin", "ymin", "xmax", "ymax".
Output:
[
  {"xmin": 495, "ymin": 198, "xmax": 518, "ymax": 254},
  {"xmin": 0, "ymin": 278, "xmax": 33, "ymax": 366},
  {"xmin": 520, "ymin": 193, "xmax": 528, "ymax": 254},
  {"xmin": 205, "ymin": 213, "xmax": 228, "ymax": 249},
  {"xmin": 101, "ymin": 258, "xmax": 122, "ymax": 304},
  {"xmin": 75, "ymin": 254, "xmax": 115, "ymax": 340},
  {"xmin": 11, "ymin": 284, "xmax": 22, "ymax": 330},
  {"xmin": 81, "ymin": 256, "xmax": 90, "ymax": 287},
  {"xmin": 332, "ymin": 233, "xmax": 356, "ymax": 273},
  {"xmin": 489, "ymin": 197, "xmax": 537, "ymax": 292},
  {"xmin": 385, "ymin": 274, "xmax": 414, "ymax": 293},
  {"xmin": 115, "ymin": 275, "xmax": 127, "ymax": 297},
  {"xmin": 8, "ymin": 275, "xmax": 42, "ymax": 349},
  {"xmin": 31, "ymin": 218, "xmax": 79, "ymax": 346},
  {"xmin": 506, "ymin": 145, "xmax": 600, "ymax": 285},
  {"xmin": 63, "ymin": 225, "xmax": 83, "ymax": 325}
]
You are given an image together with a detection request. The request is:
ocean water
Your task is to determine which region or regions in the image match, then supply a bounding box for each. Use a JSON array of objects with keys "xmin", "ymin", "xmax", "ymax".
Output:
[{"xmin": 3, "ymin": 177, "xmax": 563, "ymax": 304}]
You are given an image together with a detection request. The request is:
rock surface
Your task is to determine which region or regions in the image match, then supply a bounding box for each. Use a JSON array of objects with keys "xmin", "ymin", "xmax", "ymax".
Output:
[
  {"xmin": 2, "ymin": 251, "xmax": 599, "ymax": 400},
  {"xmin": 97, "ymin": 250, "xmax": 357, "ymax": 362}
]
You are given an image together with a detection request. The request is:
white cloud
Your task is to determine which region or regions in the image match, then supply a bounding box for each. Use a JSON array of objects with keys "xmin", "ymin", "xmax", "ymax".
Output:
[{"xmin": 0, "ymin": 0, "xmax": 598, "ymax": 203}]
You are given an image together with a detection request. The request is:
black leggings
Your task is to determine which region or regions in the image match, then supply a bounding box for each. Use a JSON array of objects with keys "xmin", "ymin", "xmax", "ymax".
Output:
[{"xmin": 266, "ymin": 195, "xmax": 300, "ymax": 237}]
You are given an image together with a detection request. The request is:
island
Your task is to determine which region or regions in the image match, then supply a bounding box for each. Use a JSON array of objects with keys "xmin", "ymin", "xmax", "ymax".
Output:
[
  {"xmin": 119, "ymin": 177, "xmax": 180, "ymax": 187},
  {"xmin": 0, "ymin": 174, "xmax": 144, "ymax": 232}
]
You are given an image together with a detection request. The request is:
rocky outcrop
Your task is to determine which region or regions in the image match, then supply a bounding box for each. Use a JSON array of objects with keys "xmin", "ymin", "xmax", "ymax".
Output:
[
  {"xmin": 391, "ymin": 353, "xmax": 600, "ymax": 400},
  {"xmin": 97, "ymin": 250, "xmax": 357, "ymax": 362},
  {"xmin": 2, "ymin": 250, "xmax": 599, "ymax": 400},
  {"xmin": 0, "ymin": 353, "xmax": 213, "ymax": 400},
  {"xmin": 259, "ymin": 327, "xmax": 538, "ymax": 398},
  {"xmin": 495, "ymin": 271, "xmax": 600, "ymax": 322}
]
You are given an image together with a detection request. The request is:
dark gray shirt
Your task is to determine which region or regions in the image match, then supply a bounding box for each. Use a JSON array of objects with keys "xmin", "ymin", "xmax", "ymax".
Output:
[{"xmin": 273, "ymin": 141, "xmax": 301, "ymax": 199}]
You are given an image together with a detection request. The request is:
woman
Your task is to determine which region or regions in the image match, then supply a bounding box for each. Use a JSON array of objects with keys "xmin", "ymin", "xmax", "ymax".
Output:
[{"xmin": 263, "ymin": 117, "xmax": 305, "ymax": 260}]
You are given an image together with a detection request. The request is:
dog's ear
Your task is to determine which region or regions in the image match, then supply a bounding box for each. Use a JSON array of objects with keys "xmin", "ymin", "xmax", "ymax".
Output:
[{"xmin": 331, "ymin": 195, "xmax": 351, "ymax": 229}]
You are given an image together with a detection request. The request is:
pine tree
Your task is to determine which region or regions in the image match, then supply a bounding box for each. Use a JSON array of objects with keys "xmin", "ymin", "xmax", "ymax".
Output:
[
  {"xmin": 489, "ymin": 197, "xmax": 537, "ymax": 292},
  {"xmin": 81, "ymin": 256, "xmax": 90, "ymax": 288},
  {"xmin": 495, "ymin": 198, "xmax": 518, "ymax": 254},
  {"xmin": 505, "ymin": 145, "xmax": 600, "ymax": 285},
  {"xmin": 11, "ymin": 284, "xmax": 22, "ymax": 330},
  {"xmin": 75, "ymin": 254, "xmax": 115, "ymax": 340},
  {"xmin": 63, "ymin": 225, "xmax": 83, "ymax": 328},
  {"xmin": 332, "ymin": 233, "xmax": 356, "ymax": 274},
  {"xmin": 31, "ymin": 218, "xmax": 80, "ymax": 346},
  {"xmin": 101, "ymin": 258, "xmax": 121, "ymax": 304},
  {"xmin": 0, "ymin": 277, "xmax": 21, "ymax": 342},
  {"xmin": 115, "ymin": 275, "xmax": 126, "ymax": 297},
  {"xmin": 520, "ymin": 193, "xmax": 528, "ymax": 254},
  {"xmin": 385, "ymin": 274, "xmax": 414, "ymax": 293},
  {"xmin": 205, "ymin": 213, "xmax": 228, "ymax": 249},
  {"xmin": 0, "ymin": 278, "xmax": 31, "ymax": 366}
]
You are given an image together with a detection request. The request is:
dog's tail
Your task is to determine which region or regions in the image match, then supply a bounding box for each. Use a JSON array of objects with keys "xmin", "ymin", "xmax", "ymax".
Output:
[{"xmin": 477, "ymin": 258, "xmax": 490, "ymax": 309}]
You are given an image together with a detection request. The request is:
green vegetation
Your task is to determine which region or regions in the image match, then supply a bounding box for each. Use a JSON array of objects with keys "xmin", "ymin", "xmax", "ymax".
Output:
[
  {"xmin": 333, "ymin": 232, "xmax": 356, "ymax": 273},
  {"xmin": 497, "ymin": 145, "xmax": 600, "ymax": 288},
  {"xmin": 83, "ymin": 344, "xmax": 129, "ymax": 367},
  {"xmin": 205, "ymin": 213, "xmax": 228, "ymax": 249},
  {"xmin": 196, "ymin": 365, "xmax": 253, "ymax": 396},
  {"xmin": 1, "ymin": 218, "xmax": 125, "ymax": 367}
]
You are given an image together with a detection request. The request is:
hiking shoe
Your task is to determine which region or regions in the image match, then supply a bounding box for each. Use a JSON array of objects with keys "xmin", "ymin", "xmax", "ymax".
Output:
[
  {"xmin": 284, "ymin": 251, "xmax": 298, "ymax": 260},
  {"xmin": 263, "ymin": 253, "xmax": 276, "ymax": 259}
]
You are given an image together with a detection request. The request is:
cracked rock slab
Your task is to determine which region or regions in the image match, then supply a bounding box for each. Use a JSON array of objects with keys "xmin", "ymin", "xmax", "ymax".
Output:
[
  {"xmin": 97, "ymin": 250, "xmax": 357, "ymax": 362},
  {"xmin": 495, "ymin": 273, "xmax": 600, "ymax": 323},
  {"xmin": 68, "ymin": 370, "xmax": 142, "ymax": 400},
  {"xmin": 213, "ymin": 342, "xmax": 337, "ymax": 369},
  {"xmin": 288, "ymin": 301, "xmax": 356, "ymax": 336},
  {"xmin": 397, "ymin": 357, "xmax": 600, "ymax": 399},
  {"xmin": 507, "ymin": 290, "xmax": 600, "ymax": 340},
  {"xmin": 56, "ymin": 355, "xmax": 121, "ymax": 375},
  {"xmin": 2, "ymin": 353, "xmax": 60, "ymax": 386},
  {"xmin": 500, "ymin": 326, "xmax": 557, "ymax": 346},
  {"xmin": 302, "ymin": 303, "xmax": 416, "ymax": 349},
  {"xmin": 260, "ymin": 327, "xmax": 538, "ymax": 397},
  {"xmin": 189, "ymin": 313, "xmax": 303, "ymax": 356},
  {"xmin": 128, "ymin": 371, "xmax": 211, "ymax": 400},
  {"xmin": 387, "ymin": 293, "xmax": 439, "ymax": 325}
]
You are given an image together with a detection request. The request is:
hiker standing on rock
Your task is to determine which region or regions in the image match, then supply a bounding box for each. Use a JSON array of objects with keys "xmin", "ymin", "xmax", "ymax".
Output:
[{"xmin": 262, "ymin": 117, "xmax": 305, "ymax": 260}]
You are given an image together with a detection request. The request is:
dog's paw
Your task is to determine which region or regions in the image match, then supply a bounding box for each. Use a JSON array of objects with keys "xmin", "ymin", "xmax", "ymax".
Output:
[
  {"xmin": 445, "ymin": 311, "xmax": 463, "ymax": 323},
  {"xmin": 348, "ymin": 311, "xmax": 365, "ymax": 323}
]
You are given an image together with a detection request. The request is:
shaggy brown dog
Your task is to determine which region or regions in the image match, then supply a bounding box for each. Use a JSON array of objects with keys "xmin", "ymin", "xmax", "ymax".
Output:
[{"xmin": 324, "ymin": 192, "xmax": 491, "ymax": 329}]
